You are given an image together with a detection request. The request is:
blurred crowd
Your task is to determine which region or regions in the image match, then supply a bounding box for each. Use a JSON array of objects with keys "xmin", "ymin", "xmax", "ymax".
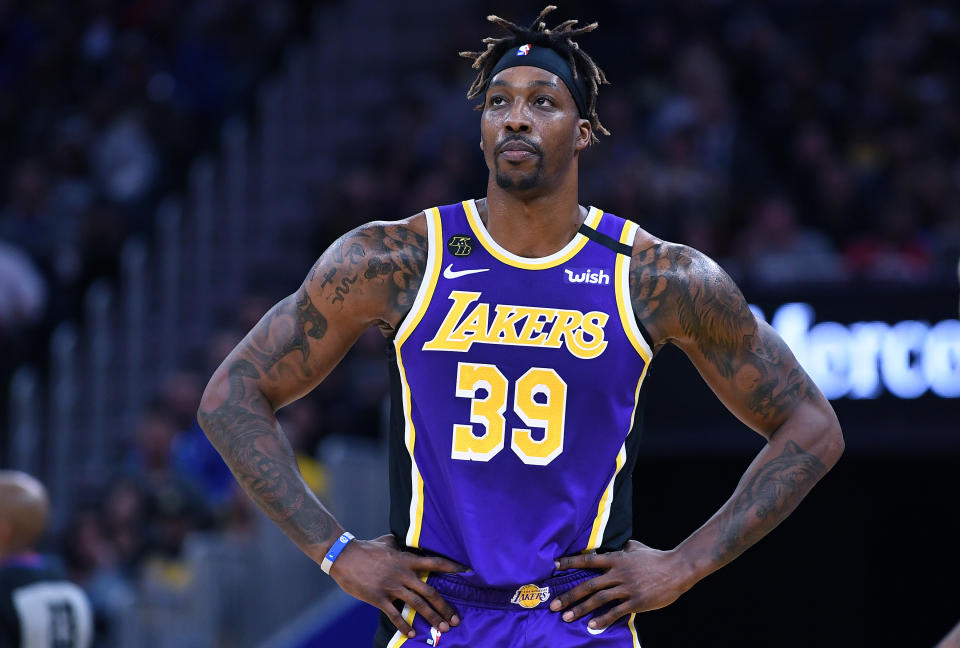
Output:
[
  {"xmin": 306, "ymin": 1, "xmax": 960, "ymax": 291},
  {"xmin": 0, "ymin": 0, "xmax": 314, "ymax": 642},
  {"xmin": 0, "ymin": 0, "xmax": 310, "ymax": 415},
  {"xmin": 2, "ymin": 0, "xmax": 960, "ymax": 644}
]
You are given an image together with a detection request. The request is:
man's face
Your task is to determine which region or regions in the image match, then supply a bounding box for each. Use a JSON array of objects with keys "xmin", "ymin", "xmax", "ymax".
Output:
[{"xmin": 480, "ymin": 65, "xmax": 590, "ymax": 194}]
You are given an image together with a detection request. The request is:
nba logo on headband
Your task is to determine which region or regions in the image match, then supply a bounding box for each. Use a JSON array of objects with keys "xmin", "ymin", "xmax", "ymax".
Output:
[{"xmin": 517, "ymin": 44, "xmax": 531, "ymax": 56}]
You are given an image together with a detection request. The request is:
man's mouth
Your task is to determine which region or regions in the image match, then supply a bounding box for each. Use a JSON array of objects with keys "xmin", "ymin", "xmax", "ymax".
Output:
[{"xmin": 497, "ymin": 139, "xmax": 539, "ymax": 161}]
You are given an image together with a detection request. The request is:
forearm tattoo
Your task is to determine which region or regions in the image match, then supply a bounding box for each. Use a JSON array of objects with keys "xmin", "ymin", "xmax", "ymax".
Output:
[
  {"xmin": 629, "ymin": 242, "xmax": 817, "ymax": 427},
  {"xmin": 712, "ymin": 440, "xmax": 827, "ymax": 564},
  {"xmin": 197, "ymin": 358, "xmax": 336, "ymax": 547}
]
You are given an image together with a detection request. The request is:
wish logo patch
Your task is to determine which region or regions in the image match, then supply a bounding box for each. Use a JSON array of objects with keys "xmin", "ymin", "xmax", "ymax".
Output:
[{"xmin": 563, "ymin": 268, "xmax": 610, "ymax": 285}]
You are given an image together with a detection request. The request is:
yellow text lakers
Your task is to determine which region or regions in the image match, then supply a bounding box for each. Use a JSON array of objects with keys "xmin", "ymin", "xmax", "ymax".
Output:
[
  {"xmin": 510, "ymin": 584, "xmax": 551, "ymax": 609},
  {"xmin": 423, "ymin": 291, "xmax": 608, "ymax": 359}
]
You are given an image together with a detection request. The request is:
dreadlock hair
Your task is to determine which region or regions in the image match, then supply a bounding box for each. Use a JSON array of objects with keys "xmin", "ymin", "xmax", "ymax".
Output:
[{"xmin": 459, "ymin": 5, "xmax": 610, "ymax": 143}]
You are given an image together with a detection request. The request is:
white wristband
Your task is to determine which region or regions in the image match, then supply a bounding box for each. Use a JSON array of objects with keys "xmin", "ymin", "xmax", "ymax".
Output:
[{"xmin": 321, "ymin": 532, "xmax": 355, "ymax": 574}]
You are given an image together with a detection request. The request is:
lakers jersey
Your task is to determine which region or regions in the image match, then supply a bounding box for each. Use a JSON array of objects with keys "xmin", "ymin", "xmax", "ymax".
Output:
[{"xmin": 387, "ymin": 200, "xmax": 653, "ymax": 587}]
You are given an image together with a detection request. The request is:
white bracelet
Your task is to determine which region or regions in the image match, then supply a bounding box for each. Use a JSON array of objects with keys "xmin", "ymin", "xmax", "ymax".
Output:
[{"xmin": 321, "ymin": 532, "xmax": 356, "ymax": 574}]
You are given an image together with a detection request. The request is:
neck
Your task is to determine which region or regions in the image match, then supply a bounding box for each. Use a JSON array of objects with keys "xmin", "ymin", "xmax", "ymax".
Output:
[{"xmin": 481, "ymin": 171, "xmax": 584, "ymax": 258}]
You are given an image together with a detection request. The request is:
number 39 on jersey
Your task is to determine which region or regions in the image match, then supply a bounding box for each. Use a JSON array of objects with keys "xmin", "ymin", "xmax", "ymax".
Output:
[{"xmin": 451, "ymin": 361, "xmax": 568, "ymax": 466}]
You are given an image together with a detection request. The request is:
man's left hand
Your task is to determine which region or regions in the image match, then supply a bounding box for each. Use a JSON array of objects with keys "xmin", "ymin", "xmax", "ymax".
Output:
[{"xmin": 550, "ymin": 540, "xmax": 696, "ymax": 630}]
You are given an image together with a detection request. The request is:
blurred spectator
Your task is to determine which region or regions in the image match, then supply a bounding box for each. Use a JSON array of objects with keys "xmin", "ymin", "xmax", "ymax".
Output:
[
  {"xmin": 0, "ymin": 239, "xmax": 47, "ymax": 332},
  {"xmin": 844, "ymin": 198, "xmax": 934, "ymax": 282},
  {"xmin": 735, "ymin": 195, "xmax": 845, "ymax": 285},
  {"xmin": 121, "ymin": 405, "xmax": 213, "ymax": 557},
  {"xmin": 0, "ymin": 159, "xmax": 61, "ymax": 277},
  {"xmin": 0, "ymin": 471, "xmax": 93, "ymax": 648},
  {"xmin": 0, "ymin": 0, "xmax": 308, "ymax": 434},
  {"xmin": 161, "ymin": 371, "xmax": 235, "ymax": 512},
  {"xmin": 91, "ymin": 108, "xmax": 158, "ymax": 208},
  {"xmin": 276, "ymin": 397, "xmax": 327, "ymax": 497},
  {"xmin": 60, "ymin": 508, "xmax": 134, "ymax": 647},
  {"xmin": 100, "ymin": 477, "xmax": 148, "ymax": 574}
]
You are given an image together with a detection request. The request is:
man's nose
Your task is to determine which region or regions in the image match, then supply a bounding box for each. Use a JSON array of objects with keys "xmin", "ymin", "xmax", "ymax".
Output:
[{"xmin": 504, "ymin": 102, "xmax": 532, "ymax": 132}]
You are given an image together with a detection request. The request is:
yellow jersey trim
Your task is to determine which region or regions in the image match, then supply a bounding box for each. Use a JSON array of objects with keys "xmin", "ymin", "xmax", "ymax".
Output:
[
  {"xmin": 615, "ymin": 221, "xmax": 653, "ymax": 362},
  {"xmin": 464, "ymin": 199, "xmax": 602, "ymax": 270},
  {"xmin": 395, "ymin": 207, "xmax": 443, "ymax": 345},
  {"xmin": 629, "ymin": 612, "xmax": 642, "ymax": 647},
  {"xmin": 585, "ymin": 369, "xmax": 645, "ymax": 550},
  {"xmin": 385, "ymin": 602, "xmax": 418, "ymax": 647},
  {"xmin": 385, "ymin": 573, "xmax": 429, "ymax": 647},
  {"xmin": 394, "ymin": 207, "xmax": 443, "ymax": 548},
  {"xmin": 586, "ymin": 440, "xmax": 627, "ymax": 550}
]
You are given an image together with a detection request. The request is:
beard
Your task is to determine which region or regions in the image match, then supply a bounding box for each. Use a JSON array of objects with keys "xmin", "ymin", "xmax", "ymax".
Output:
[{"xmin": 494, "ymin": 156, "xmax": 545, "ymax": 192}]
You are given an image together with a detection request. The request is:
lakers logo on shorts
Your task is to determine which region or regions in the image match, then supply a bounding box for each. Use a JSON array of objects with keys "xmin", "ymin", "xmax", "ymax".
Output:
[{"xmin": 510, "ymin": 584, "xmax": 550, "ymax": 609}]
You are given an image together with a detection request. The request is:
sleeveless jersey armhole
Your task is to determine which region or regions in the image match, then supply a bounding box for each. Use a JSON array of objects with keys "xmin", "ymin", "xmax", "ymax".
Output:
[
  {"xmin": 394, "ymin": 208, "xmax": 443, "ymax": 346},
  {"xmin": 613, "ymin": 221, "xmax": 654, "ymax": 361}
]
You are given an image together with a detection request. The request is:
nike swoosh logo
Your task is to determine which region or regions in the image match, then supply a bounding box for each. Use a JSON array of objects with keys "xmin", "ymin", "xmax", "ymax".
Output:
[
  {"xmin": 587, "ymin": 625, "xmax": 607, "ymax": 636},
  {"xmin": 443, "ymin": 264, "xmax": 490, "ymax": 279}
]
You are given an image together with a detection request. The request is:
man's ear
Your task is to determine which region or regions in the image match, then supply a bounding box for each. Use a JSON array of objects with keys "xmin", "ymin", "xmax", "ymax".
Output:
[{"xmin": 575, "ymin": 119, "xmax": 592, "ymax": 151}]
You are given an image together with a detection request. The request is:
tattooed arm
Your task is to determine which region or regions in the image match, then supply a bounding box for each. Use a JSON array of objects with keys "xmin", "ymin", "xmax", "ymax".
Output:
[
  {"xmin": 198, "ymin": 215, "xmax": 464, "ymax": 639},
  {"xmin": 551, "ymin": 236, "xmax": 844, "ymax": 630}
]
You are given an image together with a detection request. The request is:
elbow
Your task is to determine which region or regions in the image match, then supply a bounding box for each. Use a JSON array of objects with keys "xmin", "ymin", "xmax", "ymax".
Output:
[
  {"xmin": 196, "ymin": 360, "xmax": 274, "ymax": 441},
  {"xmin": 196, "ymin": 368, "xmax": 228, "ymax": 437},
  {"xmin": 818, "ymin": 410, "xmax": 845, "ymax": 470},
  {"xmin": 830, "ymin": 421, "xmax": 845, "ymax": 464},
  {"xmin": 777, "ymin": 400, "xmax": 845, "ymax": 471}
]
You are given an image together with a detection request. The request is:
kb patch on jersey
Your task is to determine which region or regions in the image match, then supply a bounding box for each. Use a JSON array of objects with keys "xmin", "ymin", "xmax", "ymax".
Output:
[
  {"xmin": 447, "ymin": 234, "xmax": 474, "ymax": 257},
  {"xmin": 510, "ymin": 584, "xmax": 550, "ymax": 609}
]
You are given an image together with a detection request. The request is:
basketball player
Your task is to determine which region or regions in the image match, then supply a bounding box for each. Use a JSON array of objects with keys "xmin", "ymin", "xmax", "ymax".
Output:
[
  {"xmin": 198, "ymin": 7, "xmax": 844, "ymax": 646},
  {"xmin": 0, "ymin": 471, "xmax": 93, "ymax": 647}
]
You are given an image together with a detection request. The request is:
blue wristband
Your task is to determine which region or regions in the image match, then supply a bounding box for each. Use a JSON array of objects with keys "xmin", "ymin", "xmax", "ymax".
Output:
[{"xmin": 321, "ymin": 532, "xmax": 355, "ymax": 574}]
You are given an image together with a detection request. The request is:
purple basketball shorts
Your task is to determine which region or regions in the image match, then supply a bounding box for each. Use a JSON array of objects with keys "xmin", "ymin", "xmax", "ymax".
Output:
[{"xmin": 374, "ymin": 569, "xmax": 642, "ymax": 647}]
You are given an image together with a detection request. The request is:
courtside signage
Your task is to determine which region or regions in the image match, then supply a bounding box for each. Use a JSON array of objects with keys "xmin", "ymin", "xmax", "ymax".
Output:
[{"xmin": 754, "ymin": 302, "xmax": 960, "ymax": 400}]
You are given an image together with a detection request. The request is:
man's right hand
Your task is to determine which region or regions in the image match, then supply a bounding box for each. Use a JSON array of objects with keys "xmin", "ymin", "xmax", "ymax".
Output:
[{"xmin": 330, "ymin": 534, "xmax": 466, "ymax": 638}]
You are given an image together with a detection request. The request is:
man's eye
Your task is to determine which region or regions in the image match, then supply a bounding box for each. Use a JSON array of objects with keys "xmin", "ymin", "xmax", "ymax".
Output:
[
  {"xmin": 536, "ymin": 96, "xmax": 554, "ymax": 106},
  {"xmin": 490, "ymin": 96, "xmax": 506, "ymax": 106}
]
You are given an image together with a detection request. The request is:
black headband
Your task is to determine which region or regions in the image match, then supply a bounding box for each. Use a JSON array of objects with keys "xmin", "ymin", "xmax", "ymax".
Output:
[{"xmin": 489, "ymin": 43, "xmax": 589, "ymax": 119}]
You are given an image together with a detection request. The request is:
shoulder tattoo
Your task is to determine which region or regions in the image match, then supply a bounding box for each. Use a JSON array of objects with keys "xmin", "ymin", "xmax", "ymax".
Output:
[
  {"xmin": 630, "ymin": 242, "xmax": 818, "ymax": 426},
  {"xmin": 308, "ymin": 221, "xmax": 428, "ymax": 330}
]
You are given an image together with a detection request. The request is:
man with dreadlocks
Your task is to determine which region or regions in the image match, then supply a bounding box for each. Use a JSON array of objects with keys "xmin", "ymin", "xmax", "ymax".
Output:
[{"xmin": 199, "ymin": 6, "xmax": 844, "ymax": 646}]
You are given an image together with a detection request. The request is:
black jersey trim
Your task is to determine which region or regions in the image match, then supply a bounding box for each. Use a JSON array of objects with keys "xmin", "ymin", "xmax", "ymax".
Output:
[
  {"xmin": 598, "ymin": 376, "xmax": 650, "ymax": 552},
  {"xmin": 581, "ymin": 220, "xmax": 657, "ymax": 350},
  {"xmin": 386, "ymin": 342, "xmax": 414, "ymax": 542},
  {"xmin": 578, "ymin": 222, "xmax": 633, "ymax": 256},
  {"xmin": 634, "ymin": 311, "xmax": 656, "ymax": 352}
]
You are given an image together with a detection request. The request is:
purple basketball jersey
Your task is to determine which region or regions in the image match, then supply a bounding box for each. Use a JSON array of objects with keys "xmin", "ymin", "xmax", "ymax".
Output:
[{"xmin": 388, "ymin": 200, "xmax": 653, "ymax": 587}]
